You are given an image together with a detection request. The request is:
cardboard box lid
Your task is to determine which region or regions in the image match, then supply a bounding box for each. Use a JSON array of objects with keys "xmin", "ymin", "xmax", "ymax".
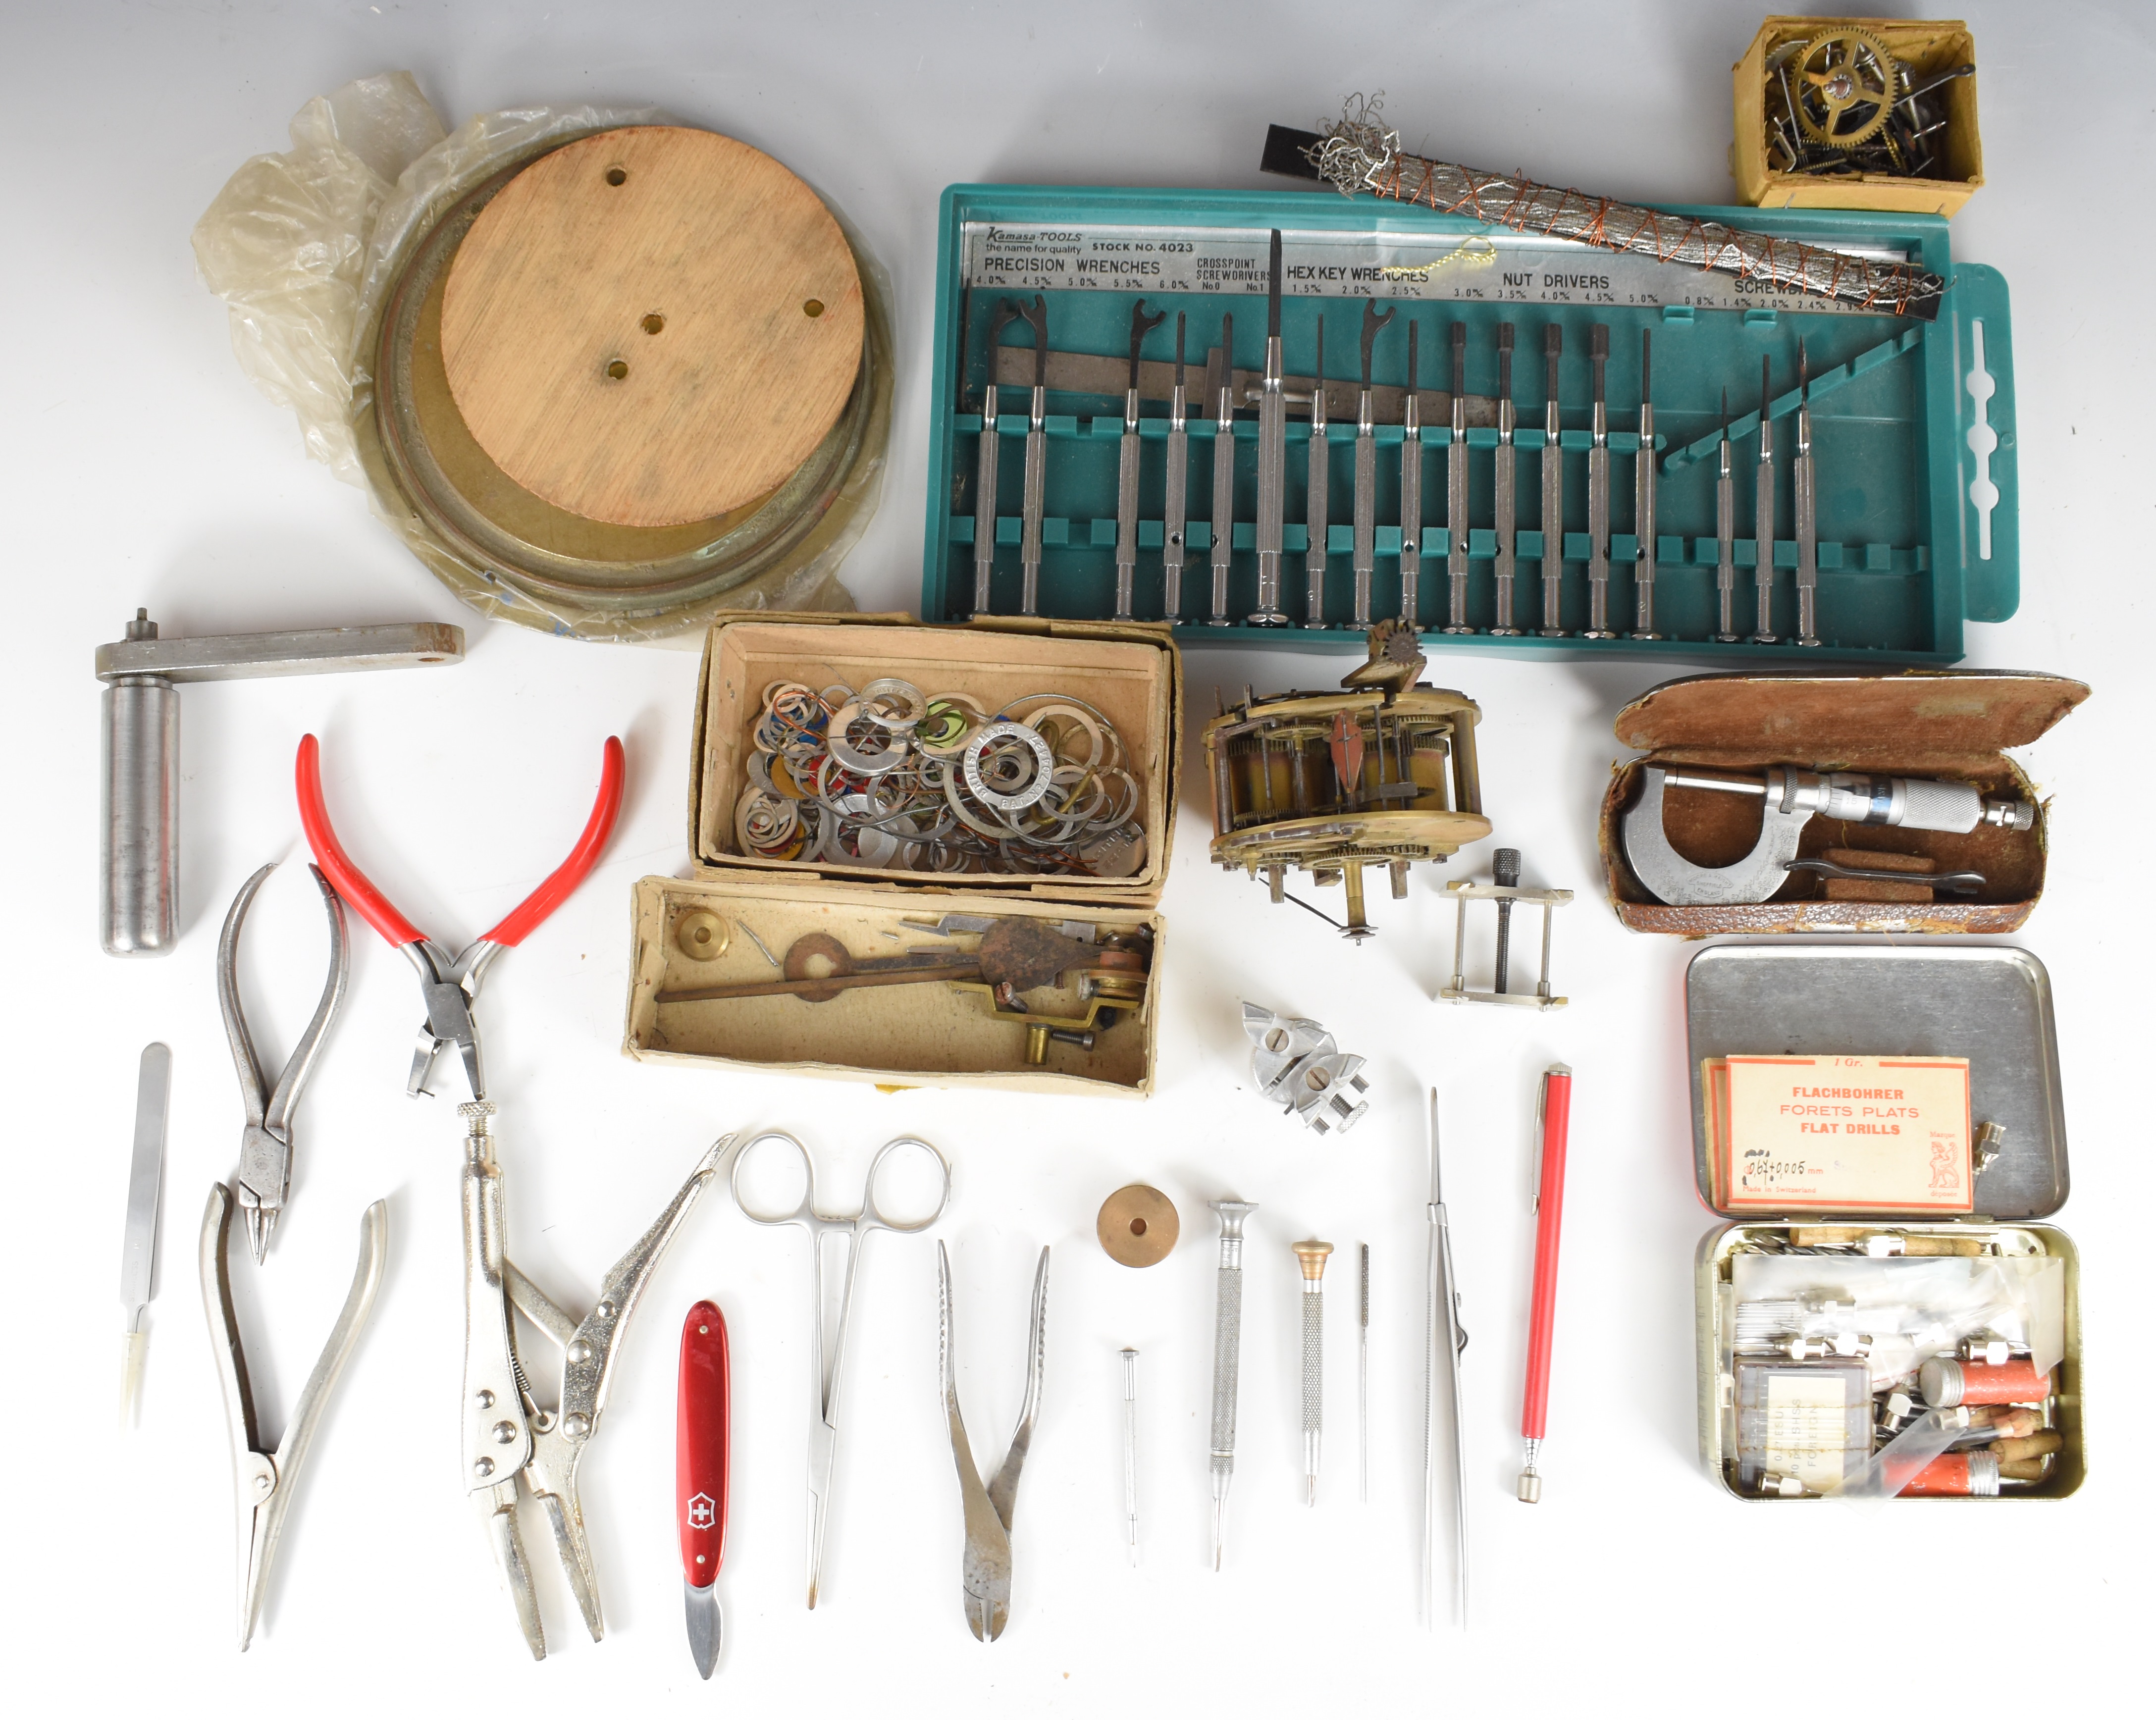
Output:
[{"xmin": 1615, "ymin": 670, "xmax": 2087, "ymax": 771}]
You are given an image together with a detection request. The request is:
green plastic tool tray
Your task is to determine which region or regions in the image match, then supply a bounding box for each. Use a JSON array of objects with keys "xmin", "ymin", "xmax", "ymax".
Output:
[{"xmin": 922, "ymin": 184, "xmax": 2015, "ymax": 665}]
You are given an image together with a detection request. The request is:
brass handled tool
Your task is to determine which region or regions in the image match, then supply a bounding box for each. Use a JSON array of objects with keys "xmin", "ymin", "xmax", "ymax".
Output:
[
  {"xmin": 1208, "ymin": 1199, "xmax": 1257, "ymax": 1569},
  {"xmin": 1539, "ymin": 325, "xmax": 1566, "ymax": 635},
  {"xmin": 1251, "ymin": 231, "xmax": 1290, "ymax": 626},
  {"xmin": 1351, "ymin": 298, "xmax": 1394, "ymax": 630},
  {"xmin": 1442, "ymin": 321, "xmax": 1471, "ymax": 634},
  {"xmin": 1163, "ymin": 313, "xmax": 1191, "ymax": 622},
  {"xmin": 1712, "ymin": 389, "xmax": 1740, "ymax": 641},
  {"xmin": 1582, "ymin": 325, "xmax": 1615, "ymax": 638},
  {"xmin": 1018, "ymin": 295, "xmax": 1050, "ymax": 618},
  {"xmin": 1752, "ymin": 355, "xmax": 1778, "ymax": 642},
  {"xmin": 1304, "ymin": 316, "xmax": 1330, "ymax": 627},
  {"xmin": 1489, "ymin": 325, "xmax": 1520, "ymax": 635},
  {"xmin": 1295, "ymin": 1241, "xmax": 1334, "ymax": 1505},
  {"xmin": 1793, "ymin": 338, "xmax": 1820, "ymax": 647},
  {"xmin": 1397, "ymin": 318, "xmax": 1423, "ymax": 628},
  {"xmin": 1423, "ymin": 1091, "xmax": 1469, "ymax": 1629},
  {"xmin": 1631, "ymin": 329, "xmax": 1661, "ymax": 639},
  {"xmin": 973, "ymin": 300, "xmax": 1018, "ymax": 617},
  {"xmin": 1114, "ymin": 300, "xmax": 1166, "ymax": 623},
  {"xmin": 1208, "ymin": 312, "xmax": 1237, "ymax": 627}
]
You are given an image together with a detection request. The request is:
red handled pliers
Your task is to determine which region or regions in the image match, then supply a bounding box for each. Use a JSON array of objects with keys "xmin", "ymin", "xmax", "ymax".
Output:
[{"xmin": 296, "ymin": 733, "xmax": 626, "ymax": 1101}]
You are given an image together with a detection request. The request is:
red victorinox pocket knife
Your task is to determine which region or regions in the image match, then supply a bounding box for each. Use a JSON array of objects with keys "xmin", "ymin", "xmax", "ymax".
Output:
[{"xmin": 678, "ymin": 1301, "xmax": 730, "ymax": 1678}]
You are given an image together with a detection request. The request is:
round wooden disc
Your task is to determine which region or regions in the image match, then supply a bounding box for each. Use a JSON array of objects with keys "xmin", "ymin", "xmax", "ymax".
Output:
[
  {"xmin": 1097, "ymin": 1185, "xmax": 1180, "ymax": 1268},
  {"xmin": 439, "ymin": 126, "xmax": 864, "ymax": 528}
]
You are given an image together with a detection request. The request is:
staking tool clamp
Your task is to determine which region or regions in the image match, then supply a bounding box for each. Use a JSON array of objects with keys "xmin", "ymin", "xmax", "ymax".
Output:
[{"xmin": 295, "ymin": 732, "xmax": 625, "ymax": 1101}]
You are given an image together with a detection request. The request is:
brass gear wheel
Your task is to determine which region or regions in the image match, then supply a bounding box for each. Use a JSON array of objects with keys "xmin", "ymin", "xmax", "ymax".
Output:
[{"xmin": 1792, "ymin": 29, "xmax": 1897, "ymax": 151}]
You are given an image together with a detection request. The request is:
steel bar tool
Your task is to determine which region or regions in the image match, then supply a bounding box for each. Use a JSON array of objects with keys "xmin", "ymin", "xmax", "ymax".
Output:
[
  {"xmin": 1163, "ymin": 313, "xmax": 1191, "ymax": 621},
  {"xmin": 1519, "ymin": 1064, "xmax": 1573, "ymax": 1504},
  {"xmin": 119, "ymin": 1042, "xmax": 171, "ymax": 1427},
  {"xmin": 1631, "ymin": 329, "xmax": 1662, "ymax": 638},
  {"xmin": 1016, "ymin": 295, "xmax": 1051, "ymax": 618},
  {"xmin": 1397, "ymin": 319, "xmax": 1423, "ymax": 628},
  {"xmin": 1489, "ymin": 325, "xmax": 1520, "ymax": 635},
  {"xmin": 1295, "ymin": 1240, "xmax": 1334, "ymax": 1504},
  {"xmin": 1582, "ymin": 325, "xmax": 1615, "ymax": 638},
  {"xmin": 1539, "ymin": 326, "xmax": 1566, "ymax": 635},
  {"xmin": 96, "ymin": 614, "xmax": 462, "ymax": 955},
  {"xmin": 1793, "ymin": 338, "xmax": 1821, "ymax": 647},
  {"xmin": 1114, "ymin": 299, "xmax": 1166, "ymax": 622},
  {"xmin": 1208, "ymin": 313, "xmax": 1237, "ymax": 627},
  {"xmin": 972, "ymin": 300, "xmax": 1018, "ymax": 617},
  {"xmin": 1251, "ymin": 231, "xmax": 1290, "ymax": 625},
  {"xmin": 1752, "ymin": 357, "xmax": 1778, "ymax": 642},
  {"xmin": 1442, "ymin": 321, "xmax": 1470, "ymax": 634},
  {"xmin": 1423, "ymin": 1090, "xmax": 1469, "ymax": 1628},
  {"xmin": 1712, "ymin": 389, "xmax": 1741, "ymax": 641},
  {"xmin": 1209, "ymin": 1198, "xmax": 1257, "ymax": 1568},
  {"xmin": 1304, "ymin": 317, "xmax": 1330, "ymax": 627},
  {"xmin": 1351, "ymin": 299, "xmax": 1393, "ymax": 629}
]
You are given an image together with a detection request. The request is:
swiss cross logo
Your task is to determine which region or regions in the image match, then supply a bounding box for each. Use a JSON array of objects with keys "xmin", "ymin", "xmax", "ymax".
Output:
[{"xmin": 685, "ymin": 1493, "xmax": 716, "ymax": 1530}]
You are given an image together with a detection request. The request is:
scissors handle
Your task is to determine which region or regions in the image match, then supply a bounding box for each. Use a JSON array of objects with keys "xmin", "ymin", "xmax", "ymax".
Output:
[
  {"xmin": 859, "ymin": 1136, "xmax": 952, "ymax": 1234},
  {"xmin": 729, "ymin": 1131, "xmax": 821, "ymax": 1227},
  {"xmin": 729, "ymin": 1131, "xmax": 951, "ymax": 1233}
]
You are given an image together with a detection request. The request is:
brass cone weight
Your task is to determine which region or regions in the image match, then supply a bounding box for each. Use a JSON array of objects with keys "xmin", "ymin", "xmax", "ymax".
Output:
[{"xmin": 1097, "ymin": 1184, "xmax": 1180, "ymax": 1268}]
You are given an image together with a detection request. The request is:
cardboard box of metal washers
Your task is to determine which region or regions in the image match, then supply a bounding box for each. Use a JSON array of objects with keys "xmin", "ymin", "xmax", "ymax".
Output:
[
  {"xmin": 1597, "ymin": 669, "xmax": 2087, "ymax": 936},
  {"xmin": 1733, "ymin": 17, "xmax": 1984, "ymax": 216},
  {"xmin": 1690, "ymin": 944, "xmax": 2083, "ymax": 1501},
  {"xmin": 623, "ymin": 611, "xmax": 1179, "ymax": 1095}
]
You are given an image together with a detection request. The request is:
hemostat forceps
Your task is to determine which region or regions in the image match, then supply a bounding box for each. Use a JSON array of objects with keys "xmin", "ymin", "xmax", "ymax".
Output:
[
  {"xmin": 216, "ymin": 861, "xmax": 348, "ymax": 1263},
  {"xmin": 460, "ymin": 1103, "xmax": 724, "ymax": 1659},
  {"xmin": 731, "ymin": 1130, "xmax": 951, "ymax": 1608},
  {"xmin": 939, "ymin": 1242, "xmax": 1049, "ymax": 1642}
]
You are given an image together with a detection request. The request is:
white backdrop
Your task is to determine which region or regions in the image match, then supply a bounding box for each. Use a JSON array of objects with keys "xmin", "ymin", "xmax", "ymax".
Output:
[{"xmin": 5, "ymin": 2, "xmax": 2150, "ymax": 1712}]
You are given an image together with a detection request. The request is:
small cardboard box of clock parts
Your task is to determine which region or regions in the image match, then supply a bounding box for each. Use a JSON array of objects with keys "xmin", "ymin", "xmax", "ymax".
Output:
[
  {"xmin": 1599, "ymin": 668, "xmax": 2086, "ymax": 937},
  {"xmin": 623, "ymin": 611, "xmax": 1179, "ymax": 1095},
  {"xmin": 1689, "ymin": 943, "xmax": 2083, "ymax": 1502}
]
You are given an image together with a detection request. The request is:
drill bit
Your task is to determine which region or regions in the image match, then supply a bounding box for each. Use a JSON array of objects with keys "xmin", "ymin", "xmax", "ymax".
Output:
[
  {"xmin": 1114, "ymin": 300, "xmax": 1165, "ymax": 623},
  {"xmin": 1398, "ymin": 318, "xmax": 1423, "ymax": 627},
  {"xmin": 1712, "ymin": 389, "xmax": 1739, "ymax": 642},
  {"xmin": 1163, "ymin": 314, "xmax": 1190, "ymax": 622},
  {"xmin": 1793, "ymin": 338, "xmax": 1820, "ymax": 647},
  {"xmin": 1631, "ymin": 328, "xmax": 1661, "ymax": 639},
  {"xmin": 1582, "ymin": 324, "xmax": 1614, "ymax": 638},
  {"xmin": 1120, "ymin": 1346, "xmax": 1140, "ymax": 1564},
  {"xmin": 1358, "ymin": 1242, "xmax": 1370, "ymax": 1503},
  {"xmin": 1752, "ymin": 355, "xmax": 1778, "ymax": 643},
  {"xmin": 1208, "ymin": 313, "xmax": 1236, "ymax": 627},
  {"xmin": 1304, "ymin": 316, "xmax": 1330, "ymax": 627},
  {"xmin": 971, "ymin": 300, "xmax": 1018, "ymax": 617},
  {"xmin": 1208, "ymin": 1199, "xmax": 1256, "ymax": 1568},
  {"xmin": 1351, "ymin": 298, "xmax": 1393, "ymax": 630},
  {"xmin": 1490, "ymin": 325, "xmax": 1520, "ymax": 635},
  {"xmin": 1539, "ymin": 324, "xmax": 1566, "ymax": 636},
  {"xmin": 1251, "ymin": 231, "xmax": 1289, "ymax": 626},
  {"xmin": 1016, "ymin": 295, "xmax": 1050, "ymax": 618},
  {"xmin": 1490, "ymin": 846, "xmax": 1521, "ymax": 993},
  {"xmin": 1294, "ymin": 1241, "xmax": 1334, "ymax": 1505},
  {"xmin": 1423, "ymin": 1090, "xmax": 1470, "ymax": 1629},
  {"xmin": 1442, "ymin": 321, "xmax": 1471, "ymax": 633}
]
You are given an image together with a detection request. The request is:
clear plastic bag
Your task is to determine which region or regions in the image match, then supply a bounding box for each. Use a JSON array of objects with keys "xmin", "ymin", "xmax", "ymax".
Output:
[{"xmin": 193, "ymin": 74, "xmax": 884, "ymax": 641}]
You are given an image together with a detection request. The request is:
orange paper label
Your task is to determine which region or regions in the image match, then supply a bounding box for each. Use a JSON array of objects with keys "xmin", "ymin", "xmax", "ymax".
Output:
[{"xmin": 1721, "ymin": 1054, "xmax": 1972, "ymax": 1212}]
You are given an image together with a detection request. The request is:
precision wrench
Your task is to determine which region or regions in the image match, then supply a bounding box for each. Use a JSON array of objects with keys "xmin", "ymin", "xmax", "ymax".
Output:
[
  {"xmin": 1398, "ymin": 319, "xmax": 1423, "ymax": 628},
  {"xmin": 1208, "ymin": 313, "xmax": 1236, "ymax": 627},
  {"xmin": 1752, "ymin": 356, "xmax": 1778, "ymax": 643},
  {"xmin": 1442, "ymin": 321, "xmax": 1471, "ymax": 633},
  {"xmin": 1016, "ymin": 296, "xmax": 1050, "ymax": 618},
  {"xmin": 1352, "ymin": 299, "xmax": 1394, "ymax": 630},
  {"xmin": 1712, "ymin": 390, "xmax": 1740, "ymax": 641},
  {"xmin": 1209, "ymin": 1199, "xmax": 1257, "ymax": 1568},
  {"xmin": 1539, "ymin": 325, "xmax": 1566, "ymax": 635},
  {"xmin": 1163, "ymin": 314, "xmax": 1190, "ymax": 622},
  {"xmin": 1251, "ymin": 231, "xmax": 1290, "ymax": 625},
  {"xmin": 1582, "ymin": 325, "xmax": 1615, "ymax": 638},
  {"xmin": 1490, "ymin": 325, "xmax": 1521, "ymax": 635},
  {"xmin": 1114, "ymin": 300, "xmax": 1166, "ymax": 622},
  {"xmin": 972, "ymin": 301, "xmax": 1019, "ymax": 617},
  {"xmin": 1631, "ymin": 329, "xmax": 1662, "ymax": 638},
  {"xmin": 1793, "ymin": 338, "xmax": 1820, "ymax": 647},
  {"xmin": 1304, "ymin": 317, "xmax": 1331, "ymax": 627}
]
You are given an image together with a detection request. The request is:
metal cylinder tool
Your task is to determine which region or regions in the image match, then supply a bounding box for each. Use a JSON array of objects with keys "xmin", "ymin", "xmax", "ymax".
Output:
[{"xmin": 1294, "ymin": 1240, "xmax": 1334, "ymax": 1505}]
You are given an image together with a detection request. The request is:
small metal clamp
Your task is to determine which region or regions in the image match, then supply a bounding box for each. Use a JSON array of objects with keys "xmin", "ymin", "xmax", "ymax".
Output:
[{"xmin": 1439, "ymin": 863, "xmax": 1572, "ymax": 1010}]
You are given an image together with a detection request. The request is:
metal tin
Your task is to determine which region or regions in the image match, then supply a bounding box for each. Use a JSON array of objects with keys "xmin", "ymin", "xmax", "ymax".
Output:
[{"xmin": 1686, "ymin": 942, "xmax": 2080, "ymax": 1499}]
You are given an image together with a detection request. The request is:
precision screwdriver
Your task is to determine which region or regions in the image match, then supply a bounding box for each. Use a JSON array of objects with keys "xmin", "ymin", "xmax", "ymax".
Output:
[
  {"xmin": 1539, "ymin": 325, "xmax": 1566, "ymax": 635},
  {"xmin": 1490, "ymin": 325, "xmax": 1520, "ymax": 635},
  {"xmin": 1163, "ymin": 314, "xmax": 1190, "ymax": 622},
  {"xmin": 1294, "ymin": 1240, "xmax": 1334, "ymax": 1505},
  {"xmin": 1712, "ymin": 389, "xmax": 1740, "ymax": 641},
  {"xmin": 1114, "ymin": 300, "xmax": 1165, "ymax": 623},
  {"xmin": 1443, "ymin": 321, "xmax": 1471, "ymax": 634},
  {"xmin": 1752, "ymin": 356, "xmax": 1778, "ymax": 643},
  {"xmin": 1583, "ymin": 325, "xmax": 1614, "ymax": 638},
  {"xmin": 1304, "ymin": 317, "xmax": 1330, "ymax": 627},
  {"xmin": 1208, "ymin": 313, "xmax": 1236, "ymax": 627},
  {"xmin": 1209, "ymin": 1199, "xmax": 1257, "ymax": 1568},
  {"xmin": 1016, "ymin": 295, "xmax": 1050, "ymax": 619},
  {"xmin": 971, "ymin": 300, "xmax": 1017, "ymax": 618},
  {"xmin": 1398, "ymin": 319, "xmax": 1423, "ymax": 628},
  {"xmin": 1631, "ymin": 328, "xmax": 1661, "ymax": 639},
  {"xmin": 1352, "ymin": 298, "xmax": 1394, "ymax": 630},
  {"xmin": 1251, "ymin": 231, "xmax": 1289, "ymax": 626},
  {"xmin": 1793, "ymin": 338, "xmax": 1820, "ymax": 648}
]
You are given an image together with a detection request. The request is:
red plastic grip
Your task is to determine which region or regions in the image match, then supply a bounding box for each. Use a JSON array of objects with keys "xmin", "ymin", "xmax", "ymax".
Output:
[
  {"xmin": 677, "ymin": 1301, "xmax": 730, "ymax": 1590},
  {"xmin": 481, "ymin": 737, "xmax": 626, "ymax": 948},
  {"xmin": 295, "ymin": 734, "xmax": 425, "ymax": 948},
  {"xmin": 1521, "ymin": 1065, "xmax": 1573, "ymax": 1442}
]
